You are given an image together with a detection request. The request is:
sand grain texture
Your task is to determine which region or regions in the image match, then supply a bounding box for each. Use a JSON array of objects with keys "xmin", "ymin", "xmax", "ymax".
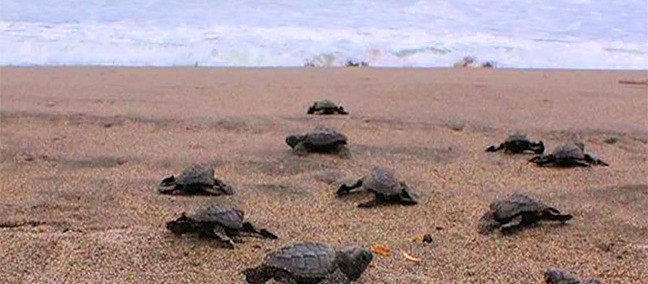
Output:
[{"xmin": 0, "ymin": 68, "xmax": 647, "ymax": 283}]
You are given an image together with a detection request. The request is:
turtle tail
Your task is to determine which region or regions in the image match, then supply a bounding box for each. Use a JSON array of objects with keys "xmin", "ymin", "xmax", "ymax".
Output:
[{"xmin": 242, "ymin": 266, "xmax": 271, "ymax": 284}]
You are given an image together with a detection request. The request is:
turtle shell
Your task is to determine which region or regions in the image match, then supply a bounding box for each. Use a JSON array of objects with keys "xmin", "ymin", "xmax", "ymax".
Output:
[
  {"xmin": 189, "ymin": 205, "xmax": 244, "ymax": 230},
  {"xmin": 303, "ymin": 129, "xmax": 347, "ymax": 147},
  {"xmin": 175, "ymin": 164, "xmax": 216, "ymax": 187},
  {"xmin": 263, "ymin": 242, "xmax": 339, "ymax": 278},
  {"xmin": 505, "ymin": 133, "xmax": 530, "ymax": 143},
  {"xmin": 552, "ymin": 142, "xmax": 586, "ymax": 160},
  {"xmin": 545, "ymin": 268, "xmax": 580, "ymax": 284},
  {"xmin": 490, "ymin": 193, "xmax": 547, "ymax": 221},
  {"xmin": 314, "ymin": 100, "xmax": 338, "ymax": 109},
  {"xmin": 363, "ymin": 167, "xmax": 402, "ymax": 196}
]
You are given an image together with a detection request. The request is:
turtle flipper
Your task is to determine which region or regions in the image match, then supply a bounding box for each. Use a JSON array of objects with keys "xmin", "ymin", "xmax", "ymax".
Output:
[
  {"xmin": 203, "ymin": 227, "xmax": 236, "ymax": 249},
  {"xmin": 336, "ymin": 179, "xmax": 363, "ymax": 196},
  {"xmin": 500, "ymin": 215, "xmax": 524, "ymax": 234},
  {"xmin": 541, "ymin": 208, "xmax": 573, "ymax": 222},
  {"xmin": 242, "ymin": 266, "xmax": 273, "ymax": 284},
  {"xmin": 203, "ymin": 180, "xmax": 235, "ymax": 195},
  {"xmin": 158, "ymin": 175, "xmax": 178, "ymax": 194},
  {"xmin": 241, "ymin": 222, "xmax": 278, "ymax": 239},
  {"xmin": 486, "ymin": 144, "xmax": 503, "ymax": 152},
  {"xmin": 294, "ymin": 143, "xmax": 309, "ymax": 156},
  {"xmin": 357, "ymin": 197, "xmax": 381, "ymax": 208},
  {"xmin": 570, "ymin": 160, "xmax": 592, "ymax": 167},
  {"xmin": 585, "ymin": 154, "xmax": 608, "ymax": 166},
  {"xmin": 529, "ymin": 154, "xmax": 553, "ymax": 166}
]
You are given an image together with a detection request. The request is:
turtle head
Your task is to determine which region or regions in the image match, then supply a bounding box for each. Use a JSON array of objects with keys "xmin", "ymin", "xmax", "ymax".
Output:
[
  {"xmin": 400, "ymin": 183, "xmax": 420, "ymax": 205},
  {"xmin": 217, "ymin": 180, "xmax": 235, "ymax": 195},
  {"xmin": 337, "ymin": 246, "xmax": 373, "ymax": 281},
  {"xmin": 477, "ymin": 210, "xmax": 501, "ymax": 235},
  {"xmin": 535, "ymin": 141, "xmax": 546, "ymax": 154},
  {"xmin": 285, "ymin": 134, "xmax": 306, "ymax": 148},
  {"xmin": 165, "ymin": 213, "xmax": 194, "ymax": 235},
  {"xmin": 307, "ymin": 104, "xmax": 317, "ymax": 114}
]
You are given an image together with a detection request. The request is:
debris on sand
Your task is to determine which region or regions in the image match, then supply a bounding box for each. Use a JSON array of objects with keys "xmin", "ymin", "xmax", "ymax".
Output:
[
  {"xmin": 371, "ymin": 244, "xmax": 391, "ymax": 256},
  {"xmin": 402, "ymin": 251, "xmax": 422, "ymax": 262},
  {"xmin": 618, "ymin": 79, "xmax": 648, "ymax": 85}
]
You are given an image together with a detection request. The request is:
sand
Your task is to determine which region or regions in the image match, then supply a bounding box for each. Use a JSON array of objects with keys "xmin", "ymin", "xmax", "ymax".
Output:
[{"xmin": 0, "ymin": 67, "xmax": 646, "ymax": 284}]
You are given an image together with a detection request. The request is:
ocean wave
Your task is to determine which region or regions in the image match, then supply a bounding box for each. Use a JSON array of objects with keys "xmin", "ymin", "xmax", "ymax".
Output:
[{"xmin": 1, "ymin": 19, "xmax": 647, "ymax": 69}]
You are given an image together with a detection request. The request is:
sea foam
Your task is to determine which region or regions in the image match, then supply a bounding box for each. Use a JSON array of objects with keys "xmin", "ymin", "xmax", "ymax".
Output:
[{"xmin": 1, "ymin": 0, "xmax": 647, "ymax": 69}]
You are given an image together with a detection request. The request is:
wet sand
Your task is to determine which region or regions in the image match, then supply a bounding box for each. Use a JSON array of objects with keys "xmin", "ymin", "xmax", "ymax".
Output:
[{"xmin": 0, "ymin": 67, "xmax": 646, "ymax": 283}]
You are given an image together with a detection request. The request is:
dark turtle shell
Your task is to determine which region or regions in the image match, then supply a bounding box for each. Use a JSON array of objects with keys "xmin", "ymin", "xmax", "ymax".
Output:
[
  {"xmin": 189, "ymin": 205, "xmax": 244, "ymax": 230},
  {"xmin": 363, "ymin": 167, "xmax": 401, "ymax": 196},
  {"xmin": 313, "ymin": 100, "xmax": 338, "ymax": 109},
  {"xmin": 545, "ymin": 268, "xmax": 580, "ymax": 284},
  {"xmin": 176, "ymin": 164, "xmax": 216, "ymax": 187},
  {"xmin": 302, "ymin": 129, "xmax": 348, "ymax": 147},
  {"xmin": 552, "ymin": 141, "xmax": 586, "ymax": 160},
  {"xmin": 505, "ymin": 134, "xmax": 533, "ymax": 143},
  {"xmin": 263, "ymin": 242, "xmax": 339, "ymax": 278},
  {"xmin": 490, "ymin": 193, "xmax": 547, "ymax": 221}
]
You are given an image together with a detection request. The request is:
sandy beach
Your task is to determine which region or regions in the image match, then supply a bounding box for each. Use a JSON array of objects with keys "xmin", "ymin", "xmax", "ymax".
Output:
[{"xmin": 0, "ymin": 67, "xmax": 646, "ymax": 283}]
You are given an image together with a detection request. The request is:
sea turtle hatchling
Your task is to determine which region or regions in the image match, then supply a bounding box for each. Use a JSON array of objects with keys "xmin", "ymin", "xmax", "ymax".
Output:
[
  {"xmin": 285, "ymin": 128, "xmax": 349, "ymax": 156},
  {"xmin": 486, "ymin": 134, "xmax": 545, "ymax": 154},
  {"xmin": 158, "ymin": 164, "xmax": 234, "ymax": 195},
  {"xmin": 545, "ymin": 268, "xmax": 604, "ymax": 284},
  {"xmin": 529, "ymin": 141, "xmax": 608, "ymax": 167},
  {"xmin": 166, "ymin": 204, "xmax": 278, "ymax": 249},
  {"xmin": 478, "ymin": 193, "xmax": 573, "ymax": 235},
  {"xmin": 307, "ymin": 99, "xmax": 348, "ymax": 115},
  {"xmin": 336, "ymin": 167, "xmax": 419, "ymax": 208},
  {"xmin": 242, "ymin": 242, "xmax": 373, "ymax": 284}
]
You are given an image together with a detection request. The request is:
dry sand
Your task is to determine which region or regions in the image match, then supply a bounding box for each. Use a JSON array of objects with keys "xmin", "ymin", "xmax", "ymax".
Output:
[{"xmin": 0, "ymin": 67, "xmax": 646, "ymax": 284}]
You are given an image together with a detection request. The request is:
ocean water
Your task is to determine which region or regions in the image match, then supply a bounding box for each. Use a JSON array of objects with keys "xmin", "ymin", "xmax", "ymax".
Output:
[{"xmin": 1, "ymin": 0, "xmax": 647, "ymax": 69}]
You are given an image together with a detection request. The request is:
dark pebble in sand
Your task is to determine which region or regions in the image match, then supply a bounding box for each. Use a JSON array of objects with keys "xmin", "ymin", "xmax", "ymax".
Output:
[
  {"xmin": 423, "ymin": 234, "xmax": 434, "ymax": 244},
  {"xmin": 116, "ymin": 157, "xmax": 128, "ymax": 165}
]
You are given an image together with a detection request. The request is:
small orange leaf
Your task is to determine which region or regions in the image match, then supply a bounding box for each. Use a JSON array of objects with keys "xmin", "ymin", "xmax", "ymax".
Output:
[
  {"xmin": 402, "ymin": 251, "xmax": 421, "ymax": 262},
  {"xmin": 371, "ymin": 244, "xmax": 391, "ymax": 256}
]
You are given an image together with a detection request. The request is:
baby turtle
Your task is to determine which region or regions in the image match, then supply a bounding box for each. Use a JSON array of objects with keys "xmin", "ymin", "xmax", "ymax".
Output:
[
  {"xmin": 529, "ymin": 141, "xmax": 608, "ymax": 167},
  {"xmin": 285, "ymin": 128, "xmax": 349, "ymax": 156},
  {"xmin": 307, "ymin": 99, "xmax": 348, "ymax": 115},
  {"xmin": 336, "ymin": 167, "xmax": 419, "ymax": 208},
  {"xmin": 158, "ymin": 164, "xmax": 234, "ymax": 195},
  {"xmin": 545, "ymin": 268, "xmax": 603, "ymax": 284},
  {"xmin": 486, "ymin": 134, "xmax": 545, "ymax": 154},
  {"xmin": 242, "ymin": 242, "xmax": 373, "ymax": 284},
  {"xmin": 478, "ymin": 193, "xmax": 572, "ymax": 235},
  {"xmin": 166, "ymin": 204, "xmax": 278, "ymax": 249}
]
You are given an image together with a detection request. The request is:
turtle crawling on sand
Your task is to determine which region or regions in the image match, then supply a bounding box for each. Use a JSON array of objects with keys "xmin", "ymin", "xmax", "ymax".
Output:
[
  {"xmin": 478, "ymin": 193, "xmax": 572, "ymax": 235},
  {"xmin": 336, "ymin": 167, "xmax": 419, "ymax": 208},
  {"xmin": 286, "ymin": 128, "xmax": 349, "ymax": 156},
  {"xmin": 486, "ymin": 134, "xmax": 545, "ymax": 154},
  {"xmin": 307, "ymin": 99, "xmax": 348, "ymax": 115},
  {"xmin": 166, "ymin": 204, "xmax": 278, "ymax": 249},
  {"xmin": 158, "ymin": 164, "xmax": 234, "ymax": 195},
  {"xmin": 242, "ymin": 242, "xmax": 373, "ymax": 284},
  {"xmin": 545, "ymin": 268, "xmax": 604, "ymax": 284},
  {"xmin": 529, "ymin": 141, "xmax": 608, "ymax": 167}
]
